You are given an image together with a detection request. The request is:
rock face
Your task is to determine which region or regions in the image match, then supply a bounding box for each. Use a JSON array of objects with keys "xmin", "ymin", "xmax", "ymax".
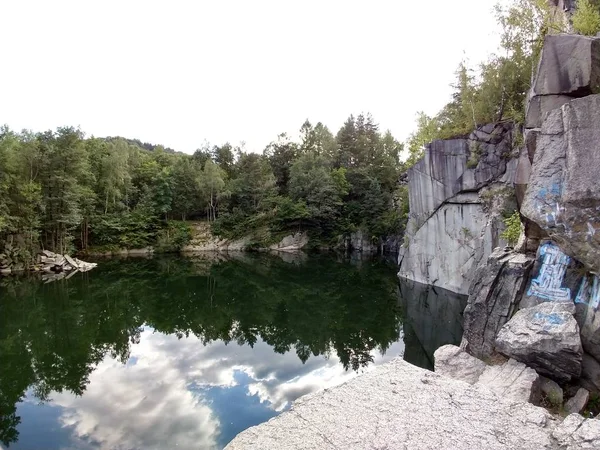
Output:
[
  {"xmin": 398, "ymin": 123, "xmax": 518, "ymax": 294},
  {"xmin": 226, "ymin": 358, "xmax": 563, "ymax": 450},
  {"xmin": 540, "ymin": 376, "xmax": 564, "ymax": 406},
  {"xmin": 434, "ymin": 344, "xmax": 487, "ymax": 384},
  {"xmin": 495, "ymin": 302, "xmax": 582, "ymax": 382},
  {"xmin": 521, "ymin": 95, "xmax": 600, "ymax": 274},
  {"xmin": 531, "ymin": 34, "xmax": 600, "ymax": 98},
  {"xmin": 269, "ymin": 232, "xmax": 309, "ymax": 251},
  {"xmin": 461, "ymin": 248, "xmax": 534, "ymax": 358}
]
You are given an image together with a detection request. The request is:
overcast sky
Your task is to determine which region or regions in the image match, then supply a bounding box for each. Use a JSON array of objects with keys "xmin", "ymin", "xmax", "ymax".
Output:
[{"xmin": 1, "ymin": 0, "xmax": 502, "ymax": 154}]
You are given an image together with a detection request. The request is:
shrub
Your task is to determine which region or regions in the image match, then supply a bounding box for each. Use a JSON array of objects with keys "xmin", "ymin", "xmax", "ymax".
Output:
[{"xmin": 501, "ymin": 210, "xmax": 522, "ymax": 246}]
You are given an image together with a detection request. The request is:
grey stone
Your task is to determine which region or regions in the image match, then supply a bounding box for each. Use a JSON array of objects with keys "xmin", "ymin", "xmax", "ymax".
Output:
[
  {"xmin": 565, "ymin": 388, "xmax": 590, "ymax": 415},
  {"xmin": 461, "ymin": 248, "xmax": 534, "ymax": 358},
  {"xmin": 41, "ymin": 249, "xmax": 56, "ymax": 258},
  {"xmin": 540, "ymin": 376, "xmax": 564, "ymax": 406},
  {"xmin": 347, "ymin": 229, "xmax": 377, "ymax": 253},
  {"xmin": 521, "ymin": 95, "xmax": 600, "ymax": 274},
  {"xmin": 581, "ymin": 353, "xmax": 600, "ymax": 392},
  {"xmin": 532, "ymin": 34, "xmax": 600, "ymax": 96},
  {"xmin": 225, "ymin": 358, "xmax": 559, "ymax": 450},
  {"xmin": 476, "ymin": 358, "xmax": 540, "ymax": 404},
  {"xmin": 552, "ymin": 413, "xmax": 600, "ymax": 449},
  {"xmin": 434, "ymin": 344, "xmax": 487, "ymax": 384},
  {"xmin": 495, "ymin": 302, "xmax": 582, "ymax": 382},
  {"xmin": 64, "ymin": 254, "xmax": 79, "ymax": 269},
  {"xmin": 0, "ymin": 268, "xmax": 11, "ymax": 275},
  {"xmin": 399, "ymin": 123, "xmax": 518, "ymax": 295},
  {"xmin": 269, "ymin": 232, "xmax": 309, "ymax": 251},
  {"xmin": 526, "ymin": 94, "xmax": 572, "ymax": 129}
]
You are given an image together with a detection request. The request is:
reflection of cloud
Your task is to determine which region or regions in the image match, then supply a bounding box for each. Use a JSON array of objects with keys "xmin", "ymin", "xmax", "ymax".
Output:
[
  {"xmin": 47, "ymin": 328, "xmax": 404, "ymax": 449},
  {"xmin": 52, "ymin": 329, "xmax": 220, "ymax": 450}
]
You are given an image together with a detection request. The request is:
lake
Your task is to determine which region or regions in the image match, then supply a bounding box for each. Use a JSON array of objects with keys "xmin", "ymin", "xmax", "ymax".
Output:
[{"xmin": 0, "ymin": 252, "xmax": 467, "ymax": 450}]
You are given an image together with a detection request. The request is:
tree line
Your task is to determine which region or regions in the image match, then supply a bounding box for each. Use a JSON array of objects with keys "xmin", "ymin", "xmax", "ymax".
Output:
[{"xmin": 0, "ymin": 114, "xmax": 407, "ymax": 264}]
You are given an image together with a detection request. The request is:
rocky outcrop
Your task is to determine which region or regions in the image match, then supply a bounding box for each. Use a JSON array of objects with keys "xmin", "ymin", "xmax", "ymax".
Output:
[
  {"xmin": 434, "ymin": 344, "xmax": 487, "ymax": 384},
  {"xmin": 398, "ymin": 123, "xmax": 518, "ymax": 294},
  {"xmin": 461, "ymin": 248, "xmax": 534, "ymax": 358},
  {"xmin": 522, "ymin": 95, "xmax": 600, "ymax": 274},
  {"xmin": 495, "ymin": 302, "xmax": 582, "ymax": 382},
  {"xmin": 268, "ymin": 232, "xmax": 309, "ymax": 251},
  {"xmin": 565, "ymin": 388, "xmax": 590, "ymax": 415},
  {"xmin": 226, "ymin": 357, "xmax": 600, "ymax": 450},
  {"xmin": 434, "ymin": 345, "xmax": 540, "ymax": 403}
]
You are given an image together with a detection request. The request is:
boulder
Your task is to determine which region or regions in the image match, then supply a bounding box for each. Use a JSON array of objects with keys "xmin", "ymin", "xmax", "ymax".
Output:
[
  {"xmin": 565, "ymin": 388, "xmax": 590, "ymax": 415},
  {"xmin": 225, "ymin": 358, "xmax": 559, "ymax": 450},
  {"xmin": 476, "ymin": 358, "xmax": 540, "ymax": 404},
  {"xmin": 495, "ymin": 302, "xmax": 582, "ymax": 382},
  {"xmin": 540, "ymin": 376, "xmax": 564, "ymax": 406},
  {"xmin": 64, "ymin": 254, "xmax": 79, "ymax": 269},
  {"xmin": 576, "ymin": 274, "xmax": 600, "ymax": 361},
  {"xmin": 434, "ymin": 344, "xmax": 487, "ymax": 384},
  {"xmin": 521, "ymin": 96, "xmax": 600, "ymax": 274},
  {"xmin": 461, "ymin": 248, "xmax": 534, "ymax": 358},
  {"xmin": 269, "ymin": 232, "xmax": 309, "ymax": 251},
  {"xmin": 532, "ymin": 34, "xmax": 600, "ymax": 97}
]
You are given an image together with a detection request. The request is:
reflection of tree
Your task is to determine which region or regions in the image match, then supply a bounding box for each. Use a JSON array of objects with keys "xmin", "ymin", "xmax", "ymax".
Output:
[{"xmin": 0, "ymin": 254, "xmax": 402, "ymax": 447}]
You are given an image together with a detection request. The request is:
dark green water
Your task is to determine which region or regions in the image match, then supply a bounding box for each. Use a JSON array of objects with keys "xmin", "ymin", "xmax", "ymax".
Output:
[{"xmin": 0, "ymin": 253, "xmax": 467, "ymax": 450}]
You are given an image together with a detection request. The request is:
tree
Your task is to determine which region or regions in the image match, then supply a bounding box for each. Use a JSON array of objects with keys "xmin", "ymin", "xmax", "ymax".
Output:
[
  {"xmin": 201, "ymin": 159, "xmax": 226, "ymax": 221},
  {"xmin": 573, "ymin": 0, "xmax": 600, "ymax": 36},
  {"xmin": 264, "ymin": 133, "xmax": 298, "ymax": 195}
]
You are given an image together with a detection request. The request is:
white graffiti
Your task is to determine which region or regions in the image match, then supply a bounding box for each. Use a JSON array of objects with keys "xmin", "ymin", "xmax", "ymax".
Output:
[
  {"xmin": 575, "ymin": 275, "xmax": 600, "ymax": 310},
  {"xmin": 527, "ymin": 242, "xmax": 572, "ymax": 302}
]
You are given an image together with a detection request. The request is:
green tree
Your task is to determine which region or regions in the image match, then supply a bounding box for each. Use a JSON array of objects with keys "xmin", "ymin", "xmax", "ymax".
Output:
[{"xmin": 573, "ymin": 0, "xmax": 600, "ymax": 36}]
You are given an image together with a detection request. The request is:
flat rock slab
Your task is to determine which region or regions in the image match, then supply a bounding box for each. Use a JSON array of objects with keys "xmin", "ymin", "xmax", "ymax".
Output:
[
  {"xmin": 565, "ymin": 388, "xmax": 590, "ymax": 415},
  {"xmin": 495, "ymin": 301, "xmax": 582, "ymax": 382},
  {"xmin": 476, "ymin": 358, "xmax": 540, "ymax": 404},
  {"xmin": 226, "ymin": 358, "xmax": 560, "ymax": 450},
  {"xmin": 434, "ymin": 344, "xmax": 487, "ymax": 384}
]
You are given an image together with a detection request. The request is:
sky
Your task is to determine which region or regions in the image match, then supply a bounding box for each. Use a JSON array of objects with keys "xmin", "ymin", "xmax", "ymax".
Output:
[{"xmin": 0, "ymin": 0, "xmax": 502, "ymax": 154}]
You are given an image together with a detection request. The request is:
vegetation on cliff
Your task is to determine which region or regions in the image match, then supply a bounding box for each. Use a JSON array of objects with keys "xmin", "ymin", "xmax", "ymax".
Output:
[
  {"xmin": 0, "ymin": 115, "xmax": 407, "ymax": 265},
  {"xmin": 406, "ymin": 0, "xmax": 600, "ymax": 165}
]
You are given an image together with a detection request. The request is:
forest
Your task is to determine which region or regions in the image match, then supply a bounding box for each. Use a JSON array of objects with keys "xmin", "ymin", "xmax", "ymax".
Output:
[
  {"xmin": 3, "ymin": 0, "xmax": 600, "ymax": 266},
  {"xmin": 0, "ymin": 114, "xmax": 407, "ymax": 264}
]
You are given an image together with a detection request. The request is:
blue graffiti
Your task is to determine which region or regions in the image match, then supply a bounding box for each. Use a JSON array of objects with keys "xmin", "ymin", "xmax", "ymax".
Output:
[
  {"xmin": 575, "ymin": 276, "xmax": 600, "ymax": 310},
  {"xmin": 533, "ymin": 311, "xmax": 566, "ymax": 331},
  {"xmin": 527, "ymin": 243, "xmax": 571, "ymax": 302}
]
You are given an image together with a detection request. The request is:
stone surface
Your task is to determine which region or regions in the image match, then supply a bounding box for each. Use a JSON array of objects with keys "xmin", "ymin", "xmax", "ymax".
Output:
[
  {"xmin": 348, "ymin": 229, "xmax": 377, "ymax": 253},
  {"xmin": 269, "ymin": 232, "xmax": 309, "ymax": 251},
  {"xmin": 565, "ymin": 388, "xmax": 590, "ymax": 415},
  {"xmin": 532, "ymin": 34, "xmax": 600, "ymax": 97},
  {"xmin": 225, "ymin": 358, "xmax": 559, "ymax": 450},
  {"xmin": 495, "ymin": 301, "xmax": 582, "ymax": 382},
  {"xmin": 576, "ymin": 274, "xmax": 600, "ymax": 361},
  {"xmin": 521, "ymin": 95, "xmax": 600, "ymax": 274},
  {"xmin": 434, "ymin": 344, "xmax": 487, "ymax": 384},
  {"xmin": 552, "ymin": 413, "xmax": 600, "ymax": 449},
  {"xmin": 540, "ymin": 376, "xmax": 564, "ymax": 406},
  {"xmin": 476, "ymin": 358, "xmax": 540, "ymax": 404},
  {"xmin": 526, "ymin": 94, "xmax": 572, "ymax": 129},
  {"xmin": 398, "ymin": 123, "xmax": 518, "ymax": 295},
  {"xmin": 581, "ymin": 353, "xmax": 600, "ymax": 392},
  {"xmin": 461, "ymin": 248, "xmax": 534, "ymax": 358}
]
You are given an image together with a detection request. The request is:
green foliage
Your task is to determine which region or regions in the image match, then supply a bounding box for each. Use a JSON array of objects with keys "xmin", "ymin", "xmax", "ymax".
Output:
[
  {"xmin": 155, "ymin": 221, "xmax": 192, "ymax": 252},
  {"xmin": 573, "ymin": 0, "xmax": 600, "ymax": 36},
  {"xmin": 501, "ymin": 210, "xmax": 522, "ymax": 246}
]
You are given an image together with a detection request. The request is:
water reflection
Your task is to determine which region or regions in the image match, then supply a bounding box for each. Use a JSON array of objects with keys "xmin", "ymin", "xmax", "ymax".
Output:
[
  {"xmin": 0, "ymin": 253, "xmax": 403, "ymax": 449},
  {"xmin": 398, "ymin": 279, "xmax": 468, "ymax": 370}
]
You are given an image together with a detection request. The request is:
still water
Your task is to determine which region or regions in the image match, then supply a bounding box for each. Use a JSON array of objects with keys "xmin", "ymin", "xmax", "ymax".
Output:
[{"xmin": 0, "ymin": 252, "xmax": 467, "ymax": 450}]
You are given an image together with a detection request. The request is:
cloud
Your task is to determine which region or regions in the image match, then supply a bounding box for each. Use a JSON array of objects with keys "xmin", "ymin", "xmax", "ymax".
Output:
[{"xmin": 46, "ymin": 327, "xmax": 404, "ymax": 449}]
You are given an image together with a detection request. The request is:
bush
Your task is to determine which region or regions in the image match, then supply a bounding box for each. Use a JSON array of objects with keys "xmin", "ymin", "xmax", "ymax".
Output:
[
  {"xmin": 155, "ymin": 221, "xmax": 192, "ymax": 253},
  {"xmin": 501, "ymin": 210, "xmax": 522, "ymax": 246}
]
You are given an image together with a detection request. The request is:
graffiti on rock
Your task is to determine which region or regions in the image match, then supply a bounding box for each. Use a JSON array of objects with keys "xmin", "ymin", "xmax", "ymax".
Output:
[
  {"xmin": 527, "ymin": 242, "xmax": 572, "ymax": 302},
  {"xmin": 533, "ymin": 311, "xmax": 566, "ymax": 331},
  {"xmin": 575, "ymin": 275, "xmax": 600, "ymax": 310}
]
